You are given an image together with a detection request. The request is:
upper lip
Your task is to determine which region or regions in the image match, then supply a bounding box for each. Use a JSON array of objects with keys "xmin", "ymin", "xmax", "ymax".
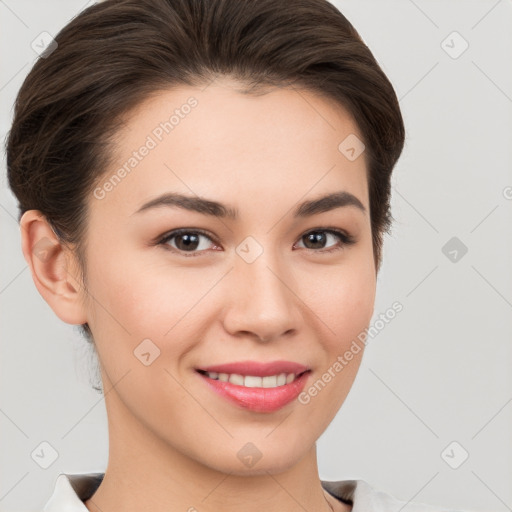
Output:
[{"xmin": 196, "ymin": 360, "xmax": 310, "ymax": 377}]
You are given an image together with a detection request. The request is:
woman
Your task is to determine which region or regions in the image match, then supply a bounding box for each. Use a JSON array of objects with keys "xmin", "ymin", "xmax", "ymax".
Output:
[{"xmin": 7, "ymin": 0, "xmax": 458, "ymax": 510}]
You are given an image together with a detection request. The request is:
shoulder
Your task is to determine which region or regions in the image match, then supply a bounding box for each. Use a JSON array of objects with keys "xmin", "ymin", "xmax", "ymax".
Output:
[{"xmin": 322, "ymin": 478, "xmax": 465, "ymax": 512}]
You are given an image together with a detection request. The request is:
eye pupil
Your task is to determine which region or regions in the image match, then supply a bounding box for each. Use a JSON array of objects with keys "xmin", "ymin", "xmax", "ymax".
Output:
[
  {"xmin": 176, "ymin": 233, "xmax": 200, "ymax": 251},
  {"xmin": 304, "ymin": 232, "xmax": 326, "ymax": 249}
]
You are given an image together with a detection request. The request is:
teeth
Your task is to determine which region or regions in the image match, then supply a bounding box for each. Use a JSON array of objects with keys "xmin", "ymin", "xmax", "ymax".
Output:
[
  {"xmin": 229, "ymin": 373, "xmax": 244, "ymax": 386},
  {"xmin": 262, "ymin": 375, "xmax": 277, "ymax": 388},
  {"xmin": 204, "ymin": 371, "xmax": 299, "ymax": 388},
  {"xmin": 244, "ymin": 375, "xmax": 262, "ymax": 387}
]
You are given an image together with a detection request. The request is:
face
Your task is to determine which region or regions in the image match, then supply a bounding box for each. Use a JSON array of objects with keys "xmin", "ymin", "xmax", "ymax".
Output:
[{"xmin": 77, "ymin": 79, "xmax": 376, "ymax": 475}]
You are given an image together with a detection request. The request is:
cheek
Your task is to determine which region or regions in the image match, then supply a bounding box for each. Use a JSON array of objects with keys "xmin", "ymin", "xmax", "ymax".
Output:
[
  {"xmin": 87, "ymin": 240, "xmax": 198, "ymax": 329},
  {"xmin": 84, "ymin": 252, "xmax": 200, "ymax": 415},
  {"xmin": 331, "ymin": 273, "xmax": 375, "ymax": 341},
  {"xmin": 85, "ymin": 245, "xmax": 223, "ymax": 371},
  {"xmin": 296, "ymin": 253, "xmax": 375, "ymax": 417},
  {"xmin": 302, "ymin": 250, "xmax": 376, "ymax": 349}
]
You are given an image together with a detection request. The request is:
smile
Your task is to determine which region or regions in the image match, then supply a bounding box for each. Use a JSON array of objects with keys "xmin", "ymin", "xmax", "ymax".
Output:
[
  {"xmin": 197, "ymin": 370, "xmax": 305, "ymax": 388},
  {"xmin": 195, "ymin": 364, "xmax": 312, "ymax": 413}
]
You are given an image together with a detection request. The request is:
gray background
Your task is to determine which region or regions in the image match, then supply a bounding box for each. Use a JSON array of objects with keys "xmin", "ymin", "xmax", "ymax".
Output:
[{"xmin": 1, "ymin": 1, "xmax": 511, "ymax": 511}]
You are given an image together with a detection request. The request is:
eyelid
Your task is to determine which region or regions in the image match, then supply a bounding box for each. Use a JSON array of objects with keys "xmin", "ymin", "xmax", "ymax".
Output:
[
  {"xmin": 293, "ymin": 227, "xmax": 356, "ymax": 253},
  {"xmin": 156, "ymin": 226, "xmax": 356, "ymax": 256},
  {"xmin": 156, "ymin": 228, "xmax": 219, "ymax": 254}
]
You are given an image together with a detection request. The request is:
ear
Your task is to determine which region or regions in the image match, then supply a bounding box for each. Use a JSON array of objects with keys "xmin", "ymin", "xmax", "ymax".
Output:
[{"xmin": 19, "ymin": 210, "xmax": 88, "ymax": 325}]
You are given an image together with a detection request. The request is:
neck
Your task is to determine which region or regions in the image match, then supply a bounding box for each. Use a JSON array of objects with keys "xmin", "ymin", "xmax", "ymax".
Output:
[{"xmin": 84, "ymin": 389, "xmax": 347, "ymax": 512}]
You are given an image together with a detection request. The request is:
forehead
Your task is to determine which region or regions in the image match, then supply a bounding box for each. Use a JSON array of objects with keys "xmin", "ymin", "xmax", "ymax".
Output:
[{"xmin": 90, "ymin": 80, "xmax": 369, "ymax": 221}]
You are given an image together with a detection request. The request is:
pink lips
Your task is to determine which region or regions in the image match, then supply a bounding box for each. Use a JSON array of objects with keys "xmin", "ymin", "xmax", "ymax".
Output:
[{"xmin": 196, "ymin": 360, "xmax": 311, "ymax": 413}]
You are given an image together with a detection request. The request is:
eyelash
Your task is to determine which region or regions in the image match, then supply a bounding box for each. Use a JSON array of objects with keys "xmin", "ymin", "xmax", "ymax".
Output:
[{"xmin": 156, "ymin": 227, "xmax": 356, "ymax": 257}]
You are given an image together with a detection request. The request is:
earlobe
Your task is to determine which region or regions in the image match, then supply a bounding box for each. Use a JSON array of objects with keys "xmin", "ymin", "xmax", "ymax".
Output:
[{"xmin": 19, "ymin": 210, "xmax": 88, "ymax": 325}]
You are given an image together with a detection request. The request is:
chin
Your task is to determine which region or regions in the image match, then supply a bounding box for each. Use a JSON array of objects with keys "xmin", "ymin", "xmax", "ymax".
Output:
[{"xmin": 197, "ymin": 439, "xmax": 309, "ymax": 477}]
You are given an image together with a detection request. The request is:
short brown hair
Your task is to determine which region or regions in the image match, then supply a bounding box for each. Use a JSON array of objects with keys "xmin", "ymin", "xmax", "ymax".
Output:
[{"xmin": 7, "ymin": 0, "xmax": 405, "ymax": 356}]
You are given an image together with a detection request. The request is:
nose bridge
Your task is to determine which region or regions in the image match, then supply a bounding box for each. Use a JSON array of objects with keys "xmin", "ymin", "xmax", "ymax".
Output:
[{"xmin": 224, "ymin": 237, "xmax": 299, "ymax": 340}]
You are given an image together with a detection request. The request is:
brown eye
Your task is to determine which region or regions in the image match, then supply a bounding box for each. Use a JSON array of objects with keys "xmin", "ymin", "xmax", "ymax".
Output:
[
  {"xmin": 296, "ymin": 229, "xmax": 355, "ymax": 253},
  {"xmin": 173, "ymin": 232, "xmax": 201, "ymax": 251},
  {"xmin": 158, "ymin": 229, "xmax": 217, "ymax": 255},
  {"xmin": 302, "ymin": 231, "xmax": 330, "ymax": 249}
]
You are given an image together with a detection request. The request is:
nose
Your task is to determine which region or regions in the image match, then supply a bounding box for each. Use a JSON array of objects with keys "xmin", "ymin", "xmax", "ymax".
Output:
[{"xmin": 222, "ymin": 250, "xmax": 301, "ymax": 343}]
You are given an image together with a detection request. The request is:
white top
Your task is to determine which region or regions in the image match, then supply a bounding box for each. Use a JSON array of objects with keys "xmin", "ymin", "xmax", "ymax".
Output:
[{"xmin": 43, "ymin": 472, "xmax": 460, "ymax": 511}]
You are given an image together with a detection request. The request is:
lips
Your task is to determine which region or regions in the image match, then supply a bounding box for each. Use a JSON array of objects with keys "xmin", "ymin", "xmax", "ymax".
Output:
[{"xmin": 195, "ymin": 360, "xmax": 312, "ymax": 413}]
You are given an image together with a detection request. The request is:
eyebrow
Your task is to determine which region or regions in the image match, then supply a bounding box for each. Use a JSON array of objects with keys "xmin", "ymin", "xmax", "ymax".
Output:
[{"xmin": 132, "ymin": 190, "xmax": 366, "ymax": 219}]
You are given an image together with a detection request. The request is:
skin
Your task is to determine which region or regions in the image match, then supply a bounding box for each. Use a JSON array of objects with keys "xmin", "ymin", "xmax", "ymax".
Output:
[{"xmin": 20, "ymin": 78, "xmax": 377, "ymax": 512}]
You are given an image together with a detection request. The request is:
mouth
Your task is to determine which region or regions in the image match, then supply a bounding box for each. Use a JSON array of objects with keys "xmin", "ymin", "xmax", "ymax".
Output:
[
  {"xmin": 194, "ymin": 361, "xmax": 312, "ymax": 413},
  {"xmin": 195, "ymin": 369, "xmax": 310, "ymax": 388}
]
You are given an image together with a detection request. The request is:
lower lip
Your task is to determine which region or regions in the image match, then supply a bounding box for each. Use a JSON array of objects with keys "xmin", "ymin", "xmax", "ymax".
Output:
[{"xmin": 197, "ymin": 371, "xmax": 310, "ymax": 413}]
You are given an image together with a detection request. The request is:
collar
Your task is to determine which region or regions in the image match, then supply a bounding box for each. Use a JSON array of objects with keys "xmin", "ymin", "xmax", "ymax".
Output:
[
  {"xmin": 43, "ymin": 472, "xmax": 438, "ymax": 512},
  {"xmin": 43, "ymin": 473, "xmax": 104, "ymax": 512}
]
